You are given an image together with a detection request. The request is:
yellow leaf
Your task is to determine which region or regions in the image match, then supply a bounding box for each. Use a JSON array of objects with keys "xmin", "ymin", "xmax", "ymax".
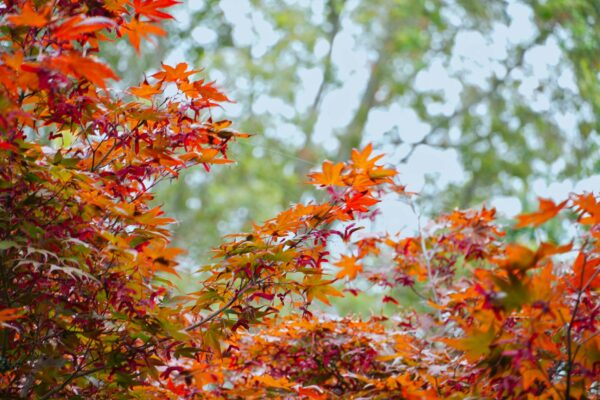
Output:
[
  {"xmin": 441, "ymin": 327, "xmax": 496, "ymax": 362},
  {"xmin": 305, "ymin": 279, "xmax": 344, "ymax": 305}
]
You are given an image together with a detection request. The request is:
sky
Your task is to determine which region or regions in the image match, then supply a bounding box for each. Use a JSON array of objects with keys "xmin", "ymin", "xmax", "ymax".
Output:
[{"xmin": 164, "ymin": 0, "xmax": 599, "ymax": 234}]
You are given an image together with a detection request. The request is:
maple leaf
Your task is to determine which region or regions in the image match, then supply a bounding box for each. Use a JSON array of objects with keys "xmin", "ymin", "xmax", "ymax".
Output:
[
  {"xmin": 305, "ymin": 279, "xmax": 344, "ymax": 305},
  {"xmin": 130, "ymin": 385, "xmax": 180, "ymax": 399},
  {"xmin": 194, "ymin": 148, "xmax": 235, "ymax": 165},
  {"xmin": 534, "ymin": 241, "xmax": 573, "ymax": 261},
  {"xmin": 253, "ymin": 375, "xmax": 293, "ymax": 390},
  {"xmin": 515, "ymin": 198, "xmax": 567, "ymax": 228},
  {"xmin": 177, "ymin": 80, "xmax": 231, "ymax": 102},
  {"xmin": 152, "ymin": 62, "xmax": 198, "ymax": 82},
  {"xmin": 196, "ymin": 80, "xmax": 231, "ymax": 102},
  {"xmin": 213, "ymin": 120, "xmax": 232, "ymax": 131},
  {"xmin": 351, "ymin": 143, "xmax": 384, "ymax": 170},
  {"xmin": 133, "ymin": 0, "xmax": 181, "ymax": 20},
  {"xmin": 334, "ymin": 255, "xmax": 363, "ymax": 280},
  {"xmin": 102, "ymin": 0, "xmax": 129, "ymax": 13},
  {"xmin": 165, "ymin": 379, "xmax": 188, "ymax": 396},
  {"xmin": 135, "ymin": 206, "xmax": 176, "ymax": 227},
  {"xmin": 441, "ymin": 327, "xmax": 496, "ymax": 362},
  {"xmin": 308, "ymin": 161, "xmax": 345, "ymax": 187},
  {"xmin": 53, "ymin": 16, "xmax": 116, "ymax": 41},
  {"xmin": 0, "ymin": 140, "xmax": 17, "ymax": 152},
  {"xmin": 368, "ymin": 165, "xmax": 397, "ymax": 180},
  {"xmin": 129, "ymin": 80, "xmax": 163, "ymax": 99},
  {"xmin": 573, "ymin": 193, "xmax": 600, "ymax": 225},
  {"xmin": 296, "ymin": 387, "xmax": 327, "ymax": 400},
  {"xmin": 122, "ymin": 19, "xmax": 167, "ymax": 53},
  {"xmin": 51, "ymin": 54, "xmax": 119, "ymax": 89},
  {"xmin": 6, "ymin": 1, "xmax": 49, "ymax": 27},
  {"xmin": 496, "ymin": 243, "xmax": 536, "ymax": 271},
  {"xmin": 571, "ymin": 252, "xmax": 600, "ymax": 290},
  {"xmin": 204, "ymin": 120, "xmax": 252, "ymax": 140},
  {"xmin": 521, "ymin": 368, "xmax": 548, "ymax": 390},
  {"xmin": 344, "ymin": 191, "xmax": 379, "ymax": 214},
  {"xmin": 248, "ymin": 292, "xmax": 275, "ymax": 302}
]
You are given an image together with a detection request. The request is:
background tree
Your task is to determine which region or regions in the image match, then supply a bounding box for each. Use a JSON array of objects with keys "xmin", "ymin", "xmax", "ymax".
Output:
[
  {"xmin": 0, "ymin": 4, "xmax": 401, "ymax": 397},
  {"xmin": 0, "ymin": 0, "xmax": 245, "ymax": 396}
]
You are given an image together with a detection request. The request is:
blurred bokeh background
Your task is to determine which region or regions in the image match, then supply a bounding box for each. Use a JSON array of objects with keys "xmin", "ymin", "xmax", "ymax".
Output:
[{"xmin": 101, "ymin": 0, "xmax": 599, "ymax": 305}]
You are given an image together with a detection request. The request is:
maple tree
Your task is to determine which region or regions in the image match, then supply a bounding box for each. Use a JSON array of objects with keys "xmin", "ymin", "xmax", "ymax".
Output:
[
  {"xmin": 195, "ymin": 194, "xmax": 599, "ymax": 399},
  {"xmin": 0, "ymin": 0, "xmax": 240, "ymax": 397},
  {"xmin": 0, "ymin": 1, "xmax": 598, "ymax": 399}
]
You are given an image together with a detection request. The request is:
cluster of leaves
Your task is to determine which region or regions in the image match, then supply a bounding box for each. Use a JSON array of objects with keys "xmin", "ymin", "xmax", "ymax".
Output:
[
  {"xmin": 0, "ymin": 1, "xmax": 598, "ymax": 399},
  {"xmin": 198, "ymin": 196, "xmax": 599, "ymax": 399},
  {"xmin": 0, "ymin": 2, "xmax": 396, "ymax": 397},
  {"xmin": 0, "ymin": 0, "xmax": 242, "ymax": 397}
]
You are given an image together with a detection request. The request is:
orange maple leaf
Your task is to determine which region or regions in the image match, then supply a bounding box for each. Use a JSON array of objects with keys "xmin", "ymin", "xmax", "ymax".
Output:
[
  {"xmin": 496, "ymin": 243, "xmax": 536, "ymax": 271},
  {"xmin": 573, "ymin": 193, "xmax": 600, "ymax": 225},
  {"xmin": 368, "ymin": 165, "xmax": 397, "ymax": 180},
  {"xmin": 344, "ymin": 191, "xmax": 379, "ymax": 213},
  {"xmin": 194, "ymin": 148, "xmax": 234, "ymax": 165},
  {"xmin": 135, "ymin": 206, "xmax": 176, "ymax": 226},
  {"xmin": 152, "ymin": 62, "xmax": 199, "ymax": 82},
  {"xmin": 129, "ymin": 80, "xmax": 163, "ymax": 99},
  {"xmin": 123, "ymin": 19, "xmax": 166, "ymax": 53},
  {"xmin": 51, "ymin": 54, "xmax": 119, "ymax": 89},
  {"xmin": 308, "ymin": 161, "xmax": 345, "ymax": 187},
  {"xmin": 296, "ymin": 386, "xmax": 327, "ymax": 400},
  {"xmin": 53, "ymin": 16, "xmax": 116, "ymax": 41},
  {"xmin": 133, "ymin": 0, "xmax": 181, "ymax": 20},
  {"xmin": 351, "ymin": 143, "xmax": 384, "ymax": 170},
  {"xmin": 7, "ymin": 1, "xmax": 49, "ymax": 27},
  {"xmin": 253, "ymin": 375, "xmax": 293, "ymax": 390},
  {"xmin": 572, "ymin": 252, "xmax": 600, "ymax": 290},
  {"xmin": 305, "ymin": 279, "xmax": 344, "ymax": 305},
  {"xmin": 440, "ymin": 326, "xmax": 496, "ymax": 362},
  {"xmin": 534, "ymin": 241, "xmax": 573, "ymax": 261},
  {"xmin": 177, "ymin": 80, "xmax": 231, "ymax": 102},
  {"xmin": 334, "ymin": 254, "xmax": 363, "ymax": 280},
  {"xmin": 195, "ymin": 80, "xmax": 231, "ymax": 102},
  {"xmin": 515, "ymin": 198, "xmax": 567, "ymax": 228}
]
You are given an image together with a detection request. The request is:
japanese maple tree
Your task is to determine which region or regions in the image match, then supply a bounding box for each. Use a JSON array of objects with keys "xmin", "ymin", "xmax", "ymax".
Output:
[
  {"xmin": 0, "ymin": 1, "xmax": 598, "ymax": 400},
  {"xmin": 0, "ymin": 0, "xmax": 241, "ymax": 397}
]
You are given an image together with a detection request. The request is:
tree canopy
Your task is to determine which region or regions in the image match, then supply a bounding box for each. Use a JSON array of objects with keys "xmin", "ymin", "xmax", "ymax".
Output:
[{"xmin": 0, "ymin": 1, "xmax": 598, "ymax": 399}]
